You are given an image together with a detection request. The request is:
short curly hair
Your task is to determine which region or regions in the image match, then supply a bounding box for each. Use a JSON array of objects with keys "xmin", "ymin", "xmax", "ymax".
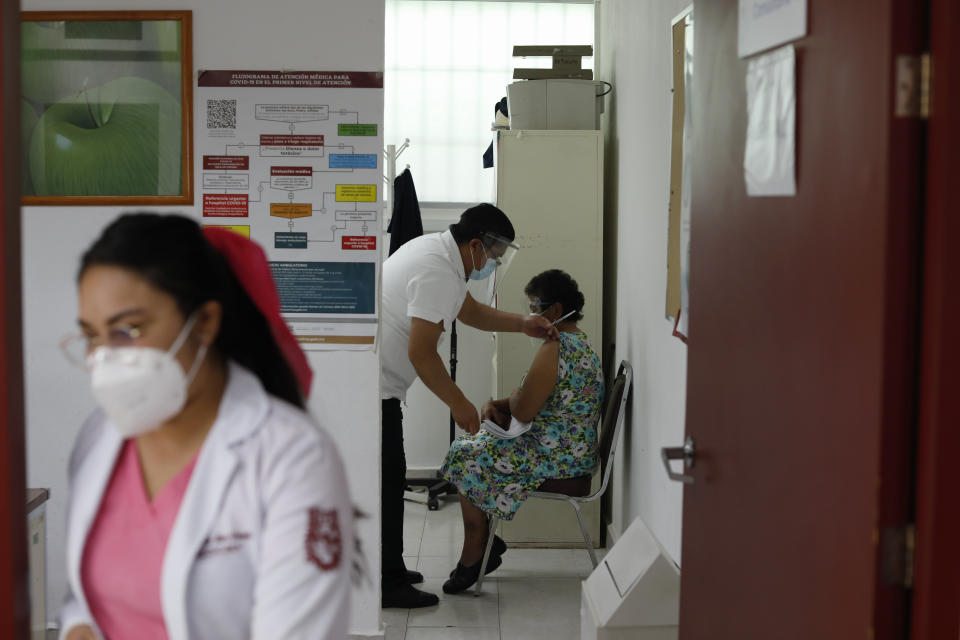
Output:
[{"xmin": 523, "ymin": 269, "xmax": 585, "ymax": 322}]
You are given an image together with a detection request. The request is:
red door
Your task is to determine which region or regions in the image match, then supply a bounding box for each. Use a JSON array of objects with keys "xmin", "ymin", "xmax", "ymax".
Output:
[
  {"xmin": 677, "ymin": 1, "xmax": 925, "ymax": 638},
  {"xmin": 0, "ymin": 0, "xmax": 29, "ymax": 636},
  {"xmin": 910, "ymin": 0, "xmax": 960, "ymax": 637}
]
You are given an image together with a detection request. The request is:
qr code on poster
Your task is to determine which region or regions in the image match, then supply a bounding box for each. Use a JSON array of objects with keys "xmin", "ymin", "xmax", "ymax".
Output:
[{"xmin": 207, "ymin": 99, "xmax": 237, "ymax": 129}]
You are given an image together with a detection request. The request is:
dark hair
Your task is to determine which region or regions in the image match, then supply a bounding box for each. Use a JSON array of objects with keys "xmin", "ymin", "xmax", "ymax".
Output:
[
  {"xmin": 448, "ymin": 203, "xmax": 515, "ymax": 245},
  {"xmin": 79, "ymin": 213, "xmax": 305, "ymax": 409},
  {"xmin": 524, "ymin": 269, "xmax": 586, "ymax": 323}
]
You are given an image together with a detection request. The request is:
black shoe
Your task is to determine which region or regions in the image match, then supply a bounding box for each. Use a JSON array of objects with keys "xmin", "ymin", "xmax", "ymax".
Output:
[
  {"xmin": 491, "ymin": 534, "xmax": 507, "ymax": 558},
  {"xmin": 406, "ymin": 569, "xmax": 424, "ymax": 585},
  {"xmin": 382, "ymin": 583, "xmax": 439, "ymax": 608},
  {"xmin": 449, "ymin": 535, "xmax": 507, "ymax": 578},
  {"xmin": 443, "ymin": 554, "xmax": 503, "ymax": 594}
]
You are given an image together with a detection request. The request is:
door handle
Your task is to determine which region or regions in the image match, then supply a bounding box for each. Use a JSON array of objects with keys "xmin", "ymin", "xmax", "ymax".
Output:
[{"xmin": 661, "ymin": 436, "xmax": 696, "ymax": 484}]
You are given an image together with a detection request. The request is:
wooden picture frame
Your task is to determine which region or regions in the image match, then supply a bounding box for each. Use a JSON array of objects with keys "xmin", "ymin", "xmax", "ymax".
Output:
[{"xmin": 20, "ymin": 11, "xmax": 193, "ymax": 205}]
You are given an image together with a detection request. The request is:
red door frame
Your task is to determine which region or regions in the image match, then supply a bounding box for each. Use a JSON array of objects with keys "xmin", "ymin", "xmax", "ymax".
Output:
[
  {"xmin": 910, "ymin": 0, "xmax": 960, "ymax": 637},
  {"xmin": 0, "ymin": 0, "xmax": 29, "ymax": 636}
]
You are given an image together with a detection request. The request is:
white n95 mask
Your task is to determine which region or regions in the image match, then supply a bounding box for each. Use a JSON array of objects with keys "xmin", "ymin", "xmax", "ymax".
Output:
[{"xmin": 88, "ymin": 314, "xmax": 207, "ymax": 438}]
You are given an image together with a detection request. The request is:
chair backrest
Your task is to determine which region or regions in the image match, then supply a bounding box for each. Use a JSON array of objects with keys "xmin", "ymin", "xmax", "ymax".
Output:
[{"xmin": 596, "ymin": 361, "xmax": 632, "ymax": 494}]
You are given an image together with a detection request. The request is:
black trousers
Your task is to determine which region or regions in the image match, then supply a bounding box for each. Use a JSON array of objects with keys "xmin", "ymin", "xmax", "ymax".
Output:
[{"xmin": 381, "ymin": 398, "xmax": 408, "ymax": 590}]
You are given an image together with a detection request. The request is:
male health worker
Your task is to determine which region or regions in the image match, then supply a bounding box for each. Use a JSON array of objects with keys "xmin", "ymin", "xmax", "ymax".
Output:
[{"xmin": 379, "ymin": 203, "xmax": 557, "ymax": 608}]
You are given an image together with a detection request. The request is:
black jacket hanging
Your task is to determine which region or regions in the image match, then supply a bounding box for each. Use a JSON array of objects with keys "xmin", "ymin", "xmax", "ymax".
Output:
[{"xmin": 387, "ymin": 168, "xmax": 424, "ymax": 256}]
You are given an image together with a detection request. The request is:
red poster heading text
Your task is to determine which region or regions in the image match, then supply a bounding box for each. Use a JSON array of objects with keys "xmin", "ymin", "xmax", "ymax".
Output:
[
  {"xmin": 203, "ymin": 155, "xmax": 249, "ymax": 170},
  {"xmin": 342, "ymin": 236, "xmax": 377, "ymax": 251},
  {"xmin": 203, "ymin": 194, "xmax": 249, "ymax": 217},
  {"xmin": 271, "ymin": 166, "xmax": 313, "ymax": 176}
]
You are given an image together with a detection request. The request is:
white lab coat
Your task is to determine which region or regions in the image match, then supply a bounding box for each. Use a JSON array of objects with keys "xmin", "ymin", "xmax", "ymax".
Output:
[{"xmin": 59, "ymin": 362, "xmax": 353, "ymax": 640}]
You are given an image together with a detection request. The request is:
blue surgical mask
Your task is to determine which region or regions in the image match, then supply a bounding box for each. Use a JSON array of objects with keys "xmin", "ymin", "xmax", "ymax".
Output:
[{"xmin": 469, "ymin": 246, "xmax": 498, "ymax": 281}]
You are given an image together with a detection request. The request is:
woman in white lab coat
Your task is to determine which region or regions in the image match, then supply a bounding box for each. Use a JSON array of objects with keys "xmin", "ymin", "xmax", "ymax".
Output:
[{"xmin": 59, "ymin": 213, "xmax": 352, "ymax": 640}]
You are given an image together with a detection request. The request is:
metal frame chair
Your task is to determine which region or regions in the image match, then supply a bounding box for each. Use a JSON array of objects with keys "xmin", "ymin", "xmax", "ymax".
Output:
[{"xmin": 474, "ymin": 360, "xmax": 633, "ymax": 596}]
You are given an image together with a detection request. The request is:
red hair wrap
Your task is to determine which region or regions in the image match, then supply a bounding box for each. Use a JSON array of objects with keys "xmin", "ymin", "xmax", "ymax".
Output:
[{"xmin": 202, "ymin": 227, "xmax": 313, "ymax": 398}]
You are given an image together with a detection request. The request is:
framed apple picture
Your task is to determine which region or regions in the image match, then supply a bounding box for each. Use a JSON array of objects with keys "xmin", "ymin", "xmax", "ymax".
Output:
[{"xmin": 21, "ymin": 11, "xmax": 193, "ymax": 205}]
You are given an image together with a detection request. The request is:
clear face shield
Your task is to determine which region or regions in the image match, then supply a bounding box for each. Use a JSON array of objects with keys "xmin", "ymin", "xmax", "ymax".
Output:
[
  {"xmin": 480, "ymin": 232, "xmax": 518, "ymax": 277},
  {"xmin": 469, "ymin": 232, "xmax": 519, "ymax": 305}
]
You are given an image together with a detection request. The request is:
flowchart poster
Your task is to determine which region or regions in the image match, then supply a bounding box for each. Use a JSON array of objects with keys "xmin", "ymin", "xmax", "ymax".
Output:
[{"xmin": 197, "ymin": 70, "xmax": 383, "ymax": 350}]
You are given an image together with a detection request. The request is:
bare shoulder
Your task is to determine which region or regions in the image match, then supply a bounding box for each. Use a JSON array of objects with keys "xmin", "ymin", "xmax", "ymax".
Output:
[
  {"xmin": 528, "ymin": 338, "xmax": 560, "ymax": 380},
  {"xmin": 533, "ymin": 337, "xmax": 560, "ymax": 362}
]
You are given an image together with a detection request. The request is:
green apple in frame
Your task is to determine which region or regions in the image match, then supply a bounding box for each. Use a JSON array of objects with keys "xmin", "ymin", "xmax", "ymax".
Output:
[{"xmin": 29, "ymin": 76, "xmax": 181, "ymax": 196}]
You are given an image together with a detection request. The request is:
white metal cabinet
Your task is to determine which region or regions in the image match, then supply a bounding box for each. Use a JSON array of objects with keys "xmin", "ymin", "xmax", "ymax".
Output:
[{"xmin": 493, "ymin": 129, "xmax": 604, "ymax": 545}]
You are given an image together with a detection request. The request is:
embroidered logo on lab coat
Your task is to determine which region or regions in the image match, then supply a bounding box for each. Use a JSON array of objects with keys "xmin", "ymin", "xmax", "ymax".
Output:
[
  {"xmin": 197, "ymin": 531, "xmax": 251, "ymax": 558},
  {"xmin": 306, "ymin": 507, "xmax": 342, "ymax": 570}
]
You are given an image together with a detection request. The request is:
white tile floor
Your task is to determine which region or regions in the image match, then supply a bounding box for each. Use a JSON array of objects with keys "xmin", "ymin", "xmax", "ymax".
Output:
[{"xmin": 385, "ymin": 498, "xmax": 602, "ymax": 640}]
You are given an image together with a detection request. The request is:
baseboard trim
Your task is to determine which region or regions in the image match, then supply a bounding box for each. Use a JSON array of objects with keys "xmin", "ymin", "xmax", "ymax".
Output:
[{"xmin": 405, "ymin": 466, "xmax": 440, "ymax": 479}]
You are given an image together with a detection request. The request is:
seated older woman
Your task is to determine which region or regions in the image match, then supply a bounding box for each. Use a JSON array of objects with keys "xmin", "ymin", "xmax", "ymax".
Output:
[{"xmin": 440, "ymin": 269, "xmax": 604, "ymax": 594}]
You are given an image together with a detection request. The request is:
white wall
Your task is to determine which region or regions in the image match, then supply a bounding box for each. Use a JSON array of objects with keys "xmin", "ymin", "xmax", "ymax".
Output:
[
  {"xmin": 21, "ymin": 1, "xmax": 385, "ymax": 636},
  {"xmin": 597, "ymin": 0, "xmax": 690, "ymax": 562}
]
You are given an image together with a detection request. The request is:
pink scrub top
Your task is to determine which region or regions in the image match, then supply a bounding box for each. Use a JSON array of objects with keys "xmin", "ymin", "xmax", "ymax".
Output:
[{"xmin": 81, "ymin": 440, "xmax": 198, "ymax": 640}]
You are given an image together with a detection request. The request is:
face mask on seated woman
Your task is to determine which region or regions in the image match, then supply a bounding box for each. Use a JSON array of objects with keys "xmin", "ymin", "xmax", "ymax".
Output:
[{"xmin": 527, "ymin": 303, "xmax": 576, "ymax": 348}]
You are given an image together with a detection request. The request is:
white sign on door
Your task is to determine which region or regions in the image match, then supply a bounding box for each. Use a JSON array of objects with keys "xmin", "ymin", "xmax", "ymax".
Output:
[
  {"xmin": 743, "ymin": 45, "xmax": 797, "ymax": 197},
  {"xmin": 738, "ymin": 0, "xmax": 807, "ymax": 58}
]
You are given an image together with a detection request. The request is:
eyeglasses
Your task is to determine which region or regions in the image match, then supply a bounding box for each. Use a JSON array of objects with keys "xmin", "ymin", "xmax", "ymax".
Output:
[
  {"xmin": 528, "ymin": 300, "xmax": 554, "ymax": 313},
  {"xmin": 480, "ymin": 233, "xmax": 517, "ymax": 268},
  {"xmin": 484, "ymin": 248, "xmax": 504, "ymax": 267},
  {"xmin": 60, "ymin": 324, "xmax": 144, "ymax": 368}
]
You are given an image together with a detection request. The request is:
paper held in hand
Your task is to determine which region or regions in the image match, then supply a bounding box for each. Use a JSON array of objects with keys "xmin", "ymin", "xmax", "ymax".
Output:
[{"xmin": 481, "ymin": 416, "xmax": 532, "ymax": 439}]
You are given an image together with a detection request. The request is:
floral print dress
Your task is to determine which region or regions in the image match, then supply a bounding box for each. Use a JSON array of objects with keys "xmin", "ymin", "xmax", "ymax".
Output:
[{"xmin": 441, "ymin": 331, "xmax": 604, "ymax": 520}]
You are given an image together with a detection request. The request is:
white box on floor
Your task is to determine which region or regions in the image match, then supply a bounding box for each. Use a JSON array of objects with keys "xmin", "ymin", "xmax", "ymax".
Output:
[{"xmin": 580, "ymin": 517, "xmax": 680, "ymax": 640}]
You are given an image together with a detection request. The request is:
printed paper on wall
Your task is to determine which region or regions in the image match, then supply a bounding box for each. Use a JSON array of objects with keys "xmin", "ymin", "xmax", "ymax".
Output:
[{"xmin": 197, "ymin": 70, "xmax": 384, "ymax": 350}]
